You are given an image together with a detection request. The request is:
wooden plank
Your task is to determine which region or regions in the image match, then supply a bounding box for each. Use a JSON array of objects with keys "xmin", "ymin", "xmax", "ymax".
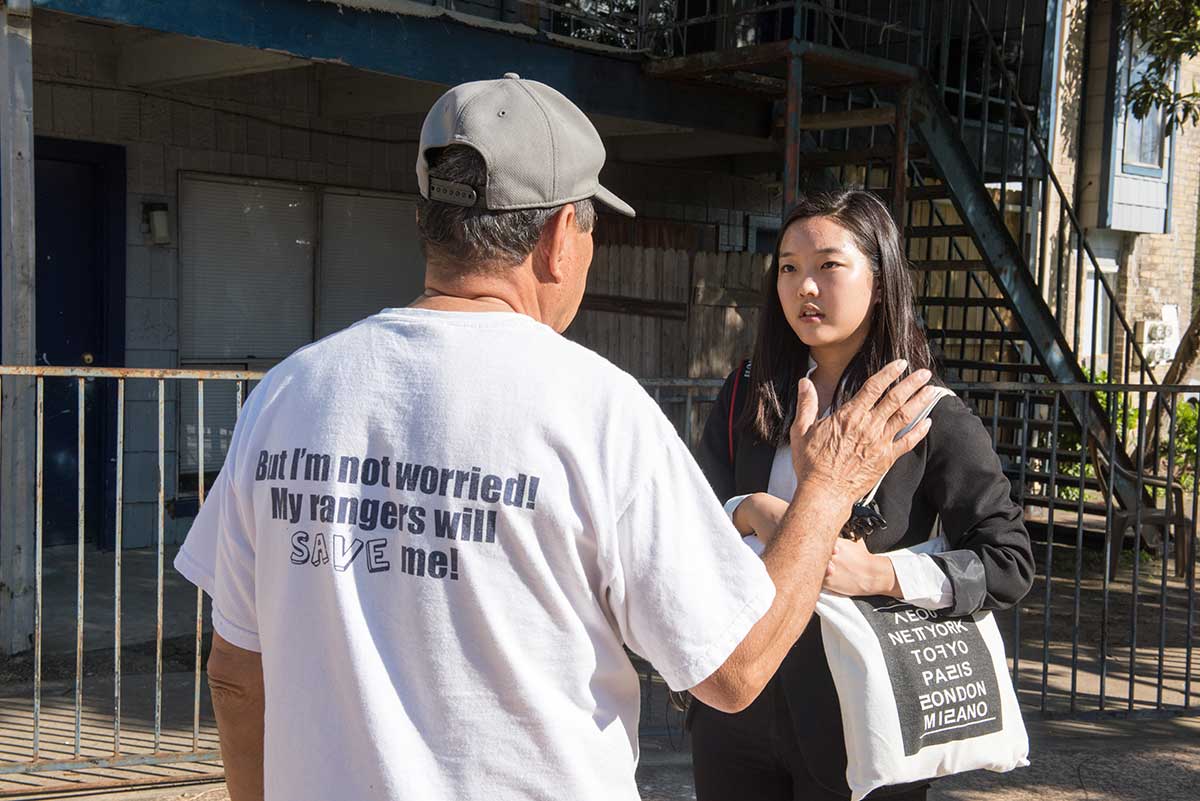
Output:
[
  {"xmin": 0, "ymin": 0, "xmax": 36, "ymax": 657},
  {"xmin": 644, "ymin": 40, "xmax": 791, "ymax": 79},
  {"xmin": 578, "ymin": 294, "xmax": 687, "ymax": 320},
  {"xmin": 643, "ymin": 248, "xmax": 659, "ymax": 378},
  {"xmin": 693, "ymin": 285, "xmax": 763, "ymax": 308},
  {"xmin": 621, "ymin": 246, "xmax": 639, "ymax": 376},
  {"xmin": 796, "ymin": 106, "xmax": 896, "ymax": 131}
]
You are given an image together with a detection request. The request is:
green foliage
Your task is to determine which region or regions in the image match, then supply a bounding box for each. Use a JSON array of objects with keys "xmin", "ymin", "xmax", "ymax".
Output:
[
  {"xmin": 1123, "ymin": 0, "xmax": 1200, "ymax": 135},
  {"xmin": 1168, "ymin": 398, "xmax": 1198, "ymax": 490}
]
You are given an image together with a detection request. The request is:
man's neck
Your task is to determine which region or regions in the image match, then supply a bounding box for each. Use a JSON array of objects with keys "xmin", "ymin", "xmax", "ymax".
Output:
[{"xmin": 410, "ymin": 291, "xmax": 520, "ymax": 315}]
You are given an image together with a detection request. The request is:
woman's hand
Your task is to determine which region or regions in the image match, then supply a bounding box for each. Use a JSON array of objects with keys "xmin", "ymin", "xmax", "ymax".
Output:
[
  {"xmin": 823, "ymin": 537, "xmax": 903, "ymax": 598},
  {"xmin": 732, "ymin": 493, "xmax": 790, "ymax": 544}
]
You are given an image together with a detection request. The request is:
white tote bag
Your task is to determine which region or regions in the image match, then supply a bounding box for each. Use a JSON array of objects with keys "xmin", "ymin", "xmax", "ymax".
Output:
[
  {"xmin": 816, "ymin": 537, "xmax": 1028, "ymax": 799},
  {"xmin": 815, "ymin": 392, "xmax": 1029, "ymax": 799}
]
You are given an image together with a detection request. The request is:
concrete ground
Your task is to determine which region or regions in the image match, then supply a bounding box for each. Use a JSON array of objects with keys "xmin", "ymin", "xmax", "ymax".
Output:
[{"xmin": 5, "ymin": 715, "xmax": 1196, "ymax": 800}]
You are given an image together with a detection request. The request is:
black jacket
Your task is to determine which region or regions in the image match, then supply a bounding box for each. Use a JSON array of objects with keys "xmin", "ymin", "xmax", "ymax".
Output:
[{"xmin": 693, "ymin": 365, "xmax": 1035, "ymax": 795}]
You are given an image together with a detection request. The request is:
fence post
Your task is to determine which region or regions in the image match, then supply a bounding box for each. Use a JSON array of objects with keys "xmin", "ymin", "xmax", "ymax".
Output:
[{"xmin": 0, "ymin": 0, "xmax": 36, "ymax": 657}]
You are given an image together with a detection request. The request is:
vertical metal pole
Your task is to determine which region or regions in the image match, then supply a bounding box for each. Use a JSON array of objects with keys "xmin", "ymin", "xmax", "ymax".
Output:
[
  {"xmin": 784, "ymin": 49, "xmax": 803, "ymax": 210},
  {"xmin": 1187, "ymin": 421, "xmax": 1198, "ymax": 708},
  {"xmin": 32, "ymin": 376, "xmax": 43, "ymax": 758},
  {"xmin": 1070, "ymin": 392, "xmax": 1088, "ymax": 713},
  {"xmin": 977, "ymin": 4, "xmax": 993, "ymax": 173},
  {"xmin": 155, "ymin": 379, "xmax": 165, "ymax": 750},
  {"xmin": 1158, "ymin": 391, "xmax": 1175, "ymax": 709},
  {"xmin": 892, "ymin": 85, "xmax": 910, "ymax": 230},
  {"xmin": 957, "ymin": 6, "xmax": 969, "ymax": 137},
  {"xmin": 1129, "ymin": 390, "xmax": 1147, "ymax": 711},
  {"xmin": 114, "ymin": 379, "xmax": 124, "ymax": 754},
  {"xmin": 0, "ymin": 0, "xmax": 36, "ymax": 658},
  {"xmin": 75, "ymin": 378, "xmax": 85, "ymax": 757},
  {"xmin": 1012, "ymin": 390, "xmax": 1030, "ymax": 686},
  {"xmin": 194, "ymin": 380, "xmax": 205, "ymax": 751},
  {"xmin": 1100, "ymin": 384, "xmax": 1119, "ymax": 710},
  {"xmin": 1040, "ymin": 391, "xmax": 1059, "ymax": 713}
]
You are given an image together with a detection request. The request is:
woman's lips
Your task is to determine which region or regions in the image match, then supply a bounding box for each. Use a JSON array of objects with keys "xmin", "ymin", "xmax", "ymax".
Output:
[{"xmin": 798, "ymin": 313, "xmax": 824, "ymax": 323}]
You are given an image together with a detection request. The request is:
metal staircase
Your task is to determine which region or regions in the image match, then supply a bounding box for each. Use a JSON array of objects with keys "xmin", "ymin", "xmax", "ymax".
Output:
[{"xmin": 640, "ymin": 0, "xmax": 1167, "ymax": 534}]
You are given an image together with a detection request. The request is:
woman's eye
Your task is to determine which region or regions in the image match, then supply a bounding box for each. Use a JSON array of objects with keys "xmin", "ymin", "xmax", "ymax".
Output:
[
  {"xmin": 780, "ymin": 264, "xmax": 795, "ymax": 273},
  {"xmin": 822, "ymin": 261, "xmax": 841, "ymax": 270}
]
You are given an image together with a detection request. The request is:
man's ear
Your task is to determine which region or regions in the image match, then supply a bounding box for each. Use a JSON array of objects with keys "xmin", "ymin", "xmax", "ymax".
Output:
[{"xmin": 539, "ymin": 204, "xmax": 578, "ymax": 284}]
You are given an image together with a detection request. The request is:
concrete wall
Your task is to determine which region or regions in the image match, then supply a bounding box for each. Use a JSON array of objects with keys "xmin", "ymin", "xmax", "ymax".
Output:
[{"xmin": 31, "ymin": 14, "xmax": 779, "ymax": 546}]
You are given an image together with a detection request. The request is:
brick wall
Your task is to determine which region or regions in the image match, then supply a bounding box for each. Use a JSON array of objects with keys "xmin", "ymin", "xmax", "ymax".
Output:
[
  {"xmin": 1126, "ymin": 56, "xmax": 1200, "ymax": 333},
  {"xmin": 1048, "ymin": 1, "xmax": 1200, "ymax": 379}
]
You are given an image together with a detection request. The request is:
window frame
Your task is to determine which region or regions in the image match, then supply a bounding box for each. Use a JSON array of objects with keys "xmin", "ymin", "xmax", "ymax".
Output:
[{"xmin": 1120, "ymin": 35, "xmax": 1168, "ymax": 179}]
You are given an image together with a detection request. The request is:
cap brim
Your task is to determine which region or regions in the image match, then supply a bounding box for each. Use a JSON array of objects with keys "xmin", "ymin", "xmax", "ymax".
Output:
[{"xmin": 595, "ymin": 185, "xmax": 636, "ymax": 218}]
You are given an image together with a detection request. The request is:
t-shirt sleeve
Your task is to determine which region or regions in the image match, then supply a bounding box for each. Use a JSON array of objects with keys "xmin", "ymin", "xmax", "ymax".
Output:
[
  {"xmin": 174, "ymin": 465, "xmax": 261, "ymax": 652},
  {"xmin": 603, "ymin": 432, "xmax": 776, "ymax": 692}
]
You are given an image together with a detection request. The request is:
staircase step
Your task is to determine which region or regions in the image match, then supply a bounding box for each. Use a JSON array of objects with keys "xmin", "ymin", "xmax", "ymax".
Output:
[
  {"xmin": 996, "ymin": 443, "xmax": 1091, "ymax": 461},
  {"xmin": 926, "ymin": 328, "xmax": 1026, "ymax": 341},
  {"xmin": 1019, "ymin": 468, "xmax": 1104, "ymax": 490},
  {"xmin": 957, "ymin": 391, "xmax": 1060, "ymax": 407},
  {"xmin": 909, "ymin": 259, "xmax": 989, "ymax": 272},
  {"xmin": 796, "ymin": 106, "xmax": 895, "ymax": 131},
  {"xmin": 907, "ymin": 224, "xmax": 973, "ymax": 238},
  {"xmin": 915, "ymin": 296, "xmax": 1008, "ymax": 308},
  {"xmin": 907, "ymin": 184, "xmax": 951, "ymax": 200},
  {"xmin": 940, "ymin": 359, "xmax": 1048, "ymax": 375},
  {"xmin": 798, "ymin": 144, "xmax": 929, "ymax": 168},
  {"xmin": 989, "ymin": 415, "xmax": 1076, "ymax": 432},
  {"xmin": 1016, "ymin": 494, "xmax": 1114, "ymax": 518}
]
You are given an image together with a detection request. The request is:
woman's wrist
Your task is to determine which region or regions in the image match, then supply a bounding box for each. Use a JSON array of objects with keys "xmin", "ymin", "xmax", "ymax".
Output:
[{"xmin": 873, "ymin": 553, "xmax": 903, "ymax": 598}]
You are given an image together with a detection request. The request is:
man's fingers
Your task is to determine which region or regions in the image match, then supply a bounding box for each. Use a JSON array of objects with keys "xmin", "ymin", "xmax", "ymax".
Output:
[
  {"xmin": 870, "ymin": 367, "xmax": 933, "ymax": 424},
  {"xmin": 882, "ymin": 384, "xmax": 944, "ymax": 442},
  {"xmin": 842, "ymin": 359, "xmax": 909, "ymax": 413},
  {"xmin": 792, "ymin": 377, "xmax": 819, "ymax": 439},
  {"xmin": 890, "ymin": 417, "xmax": 933, "ymax": 462}
]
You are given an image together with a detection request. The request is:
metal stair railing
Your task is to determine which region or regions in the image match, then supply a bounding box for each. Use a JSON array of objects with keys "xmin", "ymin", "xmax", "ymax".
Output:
[{"xmin": 954, "ymin": 0, "xmax": 1158, "ymax": 397}]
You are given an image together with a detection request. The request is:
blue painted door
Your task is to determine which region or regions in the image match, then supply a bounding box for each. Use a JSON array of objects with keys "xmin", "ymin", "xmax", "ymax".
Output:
[
  {"xmin": 35, "ymin": 157, "xmax": 106, "ymax": 548},
  {"xmin": 34, "ymin": 137, "xmax": 125, "ymax": 550}
]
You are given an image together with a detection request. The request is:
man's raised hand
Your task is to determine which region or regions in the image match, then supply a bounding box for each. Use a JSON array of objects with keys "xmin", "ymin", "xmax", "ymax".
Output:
[{"xmin": 789, "ymin": 360, "xmax": 938, "ymax": 502}]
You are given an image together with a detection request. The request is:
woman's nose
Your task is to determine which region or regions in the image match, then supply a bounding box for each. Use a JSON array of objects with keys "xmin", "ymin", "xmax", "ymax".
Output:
[{"xmin": 798, "ymin": 276, "xmax": 818, "ymax": 297}]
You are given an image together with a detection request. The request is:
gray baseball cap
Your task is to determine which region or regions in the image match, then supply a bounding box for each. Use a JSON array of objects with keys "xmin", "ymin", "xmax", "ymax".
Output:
[{"xmin": 416, "ymin": 73, "xmax": 635, "ymax": 218}]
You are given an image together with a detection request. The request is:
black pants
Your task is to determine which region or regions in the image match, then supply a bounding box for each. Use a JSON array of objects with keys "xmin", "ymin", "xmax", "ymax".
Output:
[{"xmin": 689, "ymin": 677, "xmax": 929, "ymax": 801}]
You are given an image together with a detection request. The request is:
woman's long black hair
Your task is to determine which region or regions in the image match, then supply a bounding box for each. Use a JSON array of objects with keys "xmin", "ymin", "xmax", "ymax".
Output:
[{"xmin": 739, "ymin": 188, "xmax": 939, "ymax": 443}]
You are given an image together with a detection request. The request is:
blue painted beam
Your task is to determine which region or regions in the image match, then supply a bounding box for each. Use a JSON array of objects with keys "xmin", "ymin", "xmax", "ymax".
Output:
[{"xmin": 34, "ymin": 0, "xmax": 773, "ymax": 139}]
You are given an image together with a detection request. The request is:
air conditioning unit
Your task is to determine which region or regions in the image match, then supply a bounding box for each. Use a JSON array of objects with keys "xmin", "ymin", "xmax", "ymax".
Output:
[{"xmin": 1136, "ymin": 305, "xmax": 1181, "ymax": 367}]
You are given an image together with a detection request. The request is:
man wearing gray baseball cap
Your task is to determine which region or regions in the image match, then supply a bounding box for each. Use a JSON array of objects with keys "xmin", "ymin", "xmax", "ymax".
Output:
[{"xmin": 177, "ymin": 73, "xmax": 935, "ymax": 801}]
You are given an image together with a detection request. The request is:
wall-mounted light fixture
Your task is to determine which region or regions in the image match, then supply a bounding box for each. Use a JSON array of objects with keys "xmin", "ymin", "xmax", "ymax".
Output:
[{"xmin": 141, "ymin": 202, "xmax": 171, "ymax": 246}]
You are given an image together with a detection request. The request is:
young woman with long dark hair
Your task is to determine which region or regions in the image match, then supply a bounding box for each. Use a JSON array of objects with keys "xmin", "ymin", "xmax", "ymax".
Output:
[{"xmin": 689, "ymin": 189, "xmax": 1035, "ymax": 801}]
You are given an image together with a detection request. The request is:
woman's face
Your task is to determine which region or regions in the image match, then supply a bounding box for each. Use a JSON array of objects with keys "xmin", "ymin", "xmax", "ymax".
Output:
[{"xmin": 776, "ymin": 215, "xmax": 877, "ymax": 350}]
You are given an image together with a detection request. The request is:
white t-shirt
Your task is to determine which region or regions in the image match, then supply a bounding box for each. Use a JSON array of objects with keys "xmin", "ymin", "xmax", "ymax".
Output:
[{"xmin": 174, "ymin": 308, "xmax": 775, "ymax": 801}]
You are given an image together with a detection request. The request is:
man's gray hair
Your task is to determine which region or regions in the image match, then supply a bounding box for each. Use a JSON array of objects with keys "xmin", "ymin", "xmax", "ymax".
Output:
[{"xmin": 417, "ymin": 145, "xmax": 597, "ymax": 273}]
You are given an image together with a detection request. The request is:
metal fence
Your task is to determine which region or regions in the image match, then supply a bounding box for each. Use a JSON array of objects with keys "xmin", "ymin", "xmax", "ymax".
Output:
[
  {"xmin": 1, "ymin": 367, "xmax": 1198, "ymax": 790},
  {"xmin": 0, "ymin": 365, "xmax": 259, "ymax": 793}
]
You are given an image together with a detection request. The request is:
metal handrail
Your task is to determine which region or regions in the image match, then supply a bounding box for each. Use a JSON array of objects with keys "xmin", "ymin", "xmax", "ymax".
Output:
[{"xmin": 962, "ymin": 0, "xmax": 1157, "ymax": 388}]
